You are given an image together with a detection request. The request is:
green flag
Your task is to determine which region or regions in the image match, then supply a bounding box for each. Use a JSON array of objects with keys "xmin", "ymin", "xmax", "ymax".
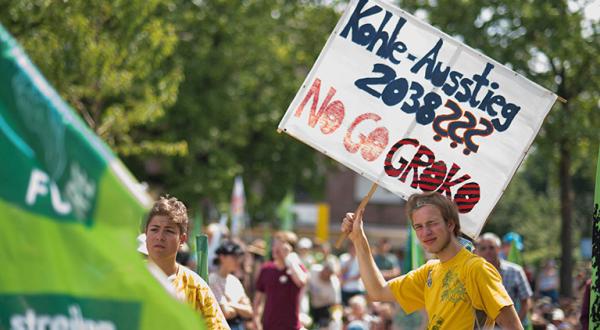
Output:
[
  {"xmin": 0, "ymin": 25, "xmax": 204, "ymax": 329},
  {"xmin": 276, "ymin": 191, "xmax": 294, "ymax": 231},
  {"xmin": 507, "ymin": 240, "xmax": 524, "ymax": 266},
  {"xmin": 590, "ymin": 146, "xmax": 600, "ymax": 330},
  {"xmin": 196, "ymin": 234, "xmax": 209, "ymax": 283},
  {"xmin": 189, "ymin": 211, "xmax": 204, "ymax": 255},
  {"xmin": 403, "ymin": 225, "xmax": 425, "ymax": 274}
]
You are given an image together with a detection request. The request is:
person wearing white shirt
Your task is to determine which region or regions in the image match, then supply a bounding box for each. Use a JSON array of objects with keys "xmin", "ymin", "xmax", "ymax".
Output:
[
  {"xmin": 209, "ymin": 240, "xmax": 253, "ymax": 330},
  {"xmin": 308, "ymin": 260, "xmax": 342, "ymax": 329}
]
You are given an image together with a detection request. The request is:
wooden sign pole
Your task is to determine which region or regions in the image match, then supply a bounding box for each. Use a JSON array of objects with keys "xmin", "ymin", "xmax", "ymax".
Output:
[{"xmin": 335, "ymin": 182, "xmax": 378, "ymax": 249}]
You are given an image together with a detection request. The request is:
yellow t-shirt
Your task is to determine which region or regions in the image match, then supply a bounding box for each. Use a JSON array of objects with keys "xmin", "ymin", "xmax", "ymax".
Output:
[
  {"xmin": 170, "ymin": 265, "xmax": 230, "ymax": 330},
  {"xmin": 389, "ymin": 248, "xmax": 512, "ymax": 329}
]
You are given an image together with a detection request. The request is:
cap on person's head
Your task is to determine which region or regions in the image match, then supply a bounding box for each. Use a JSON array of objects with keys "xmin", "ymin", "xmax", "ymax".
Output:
[
  {"xmin": 298, "ymin": 237, "xmax": 313, "ymax": 250},
  {"xmin": 502, "ymin": 232, "xmax": 523, "ymax": 251},
  {"xmin": 274, "ymin": 230, "xmax": 298, "ymax": 249},
  {"xmin": 137, "ymin": 233, "xmax": 148, "ymax": 256},
  {"xmin": 213, "ymin": 240, "xmax": 244, "ymax": 265},
  {"xmin": 215, "ymin": 240, "xmax": 244, "ymax": 257},
  {"xmin": 551, "ymin": 308, "xmax": 564, "ymax": 321},
  {"xmin": 247, "ymin": 239, "xmax": 266, "ymax": 257}
]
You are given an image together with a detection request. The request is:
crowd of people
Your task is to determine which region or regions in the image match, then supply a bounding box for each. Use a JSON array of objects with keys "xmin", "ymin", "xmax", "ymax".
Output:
[{"xmin": 138, "ymin": 194, "xmax": 593, "ymax": 330}]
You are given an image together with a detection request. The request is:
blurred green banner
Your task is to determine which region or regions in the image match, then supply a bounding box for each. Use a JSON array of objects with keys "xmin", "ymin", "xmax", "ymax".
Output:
[
  {"xmin": 0, "ymin": 24, "xmax": 204, "ymax": 329},
  {"xmin": 276, "ymin": 191, "xmax": 294, "ymax": 231},
  {"xmin": 196, "ymin": 234, "xmax": 209, "ymax": 283},
  {"xmin": 403, "ymin": 226, "xmax": 425, "ymax": 274}
]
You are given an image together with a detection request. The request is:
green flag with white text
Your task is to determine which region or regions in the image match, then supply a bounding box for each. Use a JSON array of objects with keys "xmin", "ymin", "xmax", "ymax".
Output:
[{"xmin": 0, "ymin": 24, "xmax": 204, "ymax": 329}]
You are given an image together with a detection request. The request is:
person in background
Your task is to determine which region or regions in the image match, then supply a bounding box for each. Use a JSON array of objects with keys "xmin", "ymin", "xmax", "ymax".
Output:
[
  {"xmin": 253, "ymin": 231, "xmax": 307, "ymax": 330},
  {"xmin": 308, "ymin": 259, "xmax": 342, "ymax": 329},
  {"xmin": 175, "ymin": 241, "xmax": 192, "ymax": 268},
  {"xmin": 297, "ymin": 237, "xmax": 316, "ymax": 268},
  {"xmin": 476, "ymin": 232, "xmax": 533, "ymax": 328},
  {"xmin": 297, "ymin": 237, "xmax": 315, "ymax": 327},
  {"xmin": 340, "ymin": 191, "xmax": 522, "ymax": 329},
  {"xmin": 373, "ymin": 238, "xmax": 401, "ymax": 281},
  {"xmin": 145, "ymin": 196, "xmax": 229, "ymax": 330},
  {"xmin": 314, "ymin": 241, "xmax": 341, "ymax": 276},
  {"xmin": 546, "ymin": 308, "xmax": 568, "ymax": 330},
  {"xmin": 207, "ymin": 220, "xmax": 231, "ymax": 273},
  {"xmin": 500, "ymin": 232, "xmax": 523, "ymax": 260},
  {"xmin": 339, "ymin": 243, "xmax": 365, "ymax": 306},
  {"xmin": 243, "ymin": 239, "xmax": 267, "ymax": 301},
  {"xmin": 210, "ymin": 240, "xmax": 253, "ymax": 330},
  {"xmin": 371, "ymin": 302, "xmax": 394, "ymax": 330},
  {"xmin": 345, "ymin": 295, "xmax": 375, "ymax": 330},
  {"xmin": 536, "ymin": 259, "xmax": 560, "ymax": 304}
]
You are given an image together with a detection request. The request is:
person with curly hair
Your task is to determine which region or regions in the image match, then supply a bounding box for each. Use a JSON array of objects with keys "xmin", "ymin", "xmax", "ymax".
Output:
[{"xmin": 145, "ymin": 196, "xmax": 229, "ymax": 329}]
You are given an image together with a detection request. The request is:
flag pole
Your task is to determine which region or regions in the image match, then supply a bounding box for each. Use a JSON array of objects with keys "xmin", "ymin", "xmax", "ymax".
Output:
[
  {"xmin": 335, "ymin": 182, "xmax": 378, "ymax": 249},
  {"xmin": 196, "ymin": 234, "xmax": 209, "ymax": 283}
]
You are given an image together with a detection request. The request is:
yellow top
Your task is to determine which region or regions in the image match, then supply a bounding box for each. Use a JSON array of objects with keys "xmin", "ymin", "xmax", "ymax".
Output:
[
  {"xmin": 170, "ymin": 265, "xmax": 230, "ymax": 330},
  {"xmin": 389, "ymin": 248, "xmax": 512, "ymax": 329}
]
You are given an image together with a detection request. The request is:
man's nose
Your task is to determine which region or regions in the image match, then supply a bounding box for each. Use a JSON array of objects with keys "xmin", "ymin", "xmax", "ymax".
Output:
[
  {"xmin": 423, "ymin": 225, "xmax": 433, "ymax": 235},
  {"xmin": 157, "ymin": 230, "xmax": 167, "ymax": 240}
]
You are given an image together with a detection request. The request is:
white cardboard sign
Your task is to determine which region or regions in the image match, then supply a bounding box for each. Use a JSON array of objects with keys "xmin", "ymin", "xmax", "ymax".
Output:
[{"xmin": 278, "ymin": 0, "xmax": 557, "ymax": 238}]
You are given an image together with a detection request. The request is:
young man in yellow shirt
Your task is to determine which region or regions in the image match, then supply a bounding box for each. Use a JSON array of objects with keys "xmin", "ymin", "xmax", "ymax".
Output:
[
  {"xmin": 145, "ymin": 196, "xmax": 229, "ymax": 330},
  {"xmin": 340, "ymin": 191, "xmax": 523, "ymax": 329}
]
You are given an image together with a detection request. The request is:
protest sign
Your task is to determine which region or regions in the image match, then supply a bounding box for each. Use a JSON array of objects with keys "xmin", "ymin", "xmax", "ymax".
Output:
[
  {"xmin": 278, "ymin": 0, "xmax": 557, "ymax": 238},
  {"xmin": 0, "ymin": 25, "xmax": 205, "ymax": 329}
]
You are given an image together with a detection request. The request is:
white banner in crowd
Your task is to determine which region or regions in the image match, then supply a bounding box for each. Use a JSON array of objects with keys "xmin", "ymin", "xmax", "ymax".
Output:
[{"xmin": 278, "ymin": 0, "xmax": 557, "ymax": 238}]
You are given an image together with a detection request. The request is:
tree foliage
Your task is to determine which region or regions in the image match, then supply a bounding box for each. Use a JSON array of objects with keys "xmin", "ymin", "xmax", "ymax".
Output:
[
  {"xmin": 126, "ymin": 1, "xmax": 341, "ymax": 221},
  {"xmin": 0, "ymin": 0, "xmax": 186, "ymax": 156},
  {"xmin": 0, "ymin": 0, "xmax": 342, "ymax": 223}
]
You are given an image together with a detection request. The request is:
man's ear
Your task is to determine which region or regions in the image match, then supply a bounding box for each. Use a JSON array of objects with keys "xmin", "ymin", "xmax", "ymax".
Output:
[{"xmin": 447, "ymin": 219, "xmax": 456, "ymax": 233}]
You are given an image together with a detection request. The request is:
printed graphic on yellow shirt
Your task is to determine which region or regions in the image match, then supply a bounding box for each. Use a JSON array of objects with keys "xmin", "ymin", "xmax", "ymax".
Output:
[
  {"xmin": 430, "ymin": 314, "xmax": 444, "ymax": 330},
  {"xmin": 440, "ymin": 269, "xmax": 468, "ymax": 304}
]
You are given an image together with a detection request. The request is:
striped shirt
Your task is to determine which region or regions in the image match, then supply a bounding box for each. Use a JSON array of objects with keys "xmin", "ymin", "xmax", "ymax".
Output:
[{"xmin": 499, "ymin": 259, "xmax": 532, "ymax": 327}]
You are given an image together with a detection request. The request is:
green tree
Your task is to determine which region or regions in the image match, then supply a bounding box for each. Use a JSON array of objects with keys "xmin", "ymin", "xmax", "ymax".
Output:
[
  {"xmin": 398, "ymin": 0, "xmax": 600, "ymax": 297},
  {"xmin": 484, "ymin": 170, "xmax": 562, "ymax": 266},
  {"xmin": 0, "ymin": 0, "xmax": 187, "ymax": 156},
  {"xmin": 131, "ymin": 1, "xmax": 341, "ymax": 221}
]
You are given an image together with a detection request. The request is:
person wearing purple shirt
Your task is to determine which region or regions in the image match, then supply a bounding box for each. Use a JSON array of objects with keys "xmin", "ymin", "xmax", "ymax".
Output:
[{"xmin": 253, "ymin": 231, "xmax": 307, "ymax": 330}]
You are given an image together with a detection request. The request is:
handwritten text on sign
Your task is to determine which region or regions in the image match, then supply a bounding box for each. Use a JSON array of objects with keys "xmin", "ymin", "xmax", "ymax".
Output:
[{"xmin": 279, "ymin": 0, "xmax": 556, "ymax": 238}]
